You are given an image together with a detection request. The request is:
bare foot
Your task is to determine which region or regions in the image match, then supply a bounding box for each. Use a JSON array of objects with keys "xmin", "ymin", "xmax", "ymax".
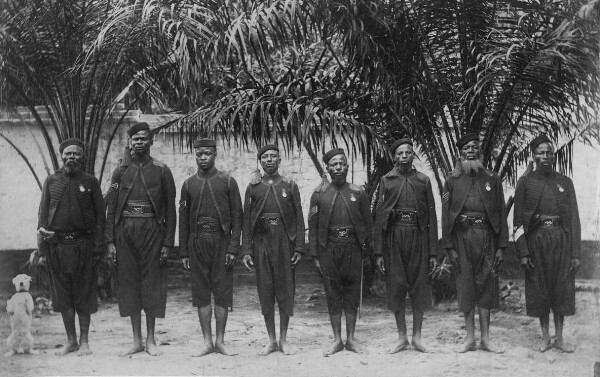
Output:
[
  {"xmin": 411, "ymin": 338, "xmax": 428, "ymax": 353},
  {"xmin": 145, "ymin": 340, "xmax": 162, "ymax": 356},
  {"xmin": 119, "ymin": 344, "xmax": 144, "ymax": 357},
  {"xmin": 76, "ymin": 343, "xmax": 92, "ymax": 356},
  {"xmin": 479, "ymin": 340, "xmax": 504, "ymax": 354},
  {"xmin": 55, "ymin": 343, "xmax": 79, "ymax": 356},
  {"xmin": 390, "ymin": 340, "xmax": 410, "ymax": 354},
  {"xmin": 193, "ymin": 342, "xmax": 214, "ymax": 357},
  {"xmin": 260, "ymin": 341, "xmax": 279, "ymax": 356},
  {"xmin": 323, "ymin": 340, "xmax": 344, "ymax": 357},
  {"xmin": 278, "ymin": 339, "xmax": 294, "ymax": 355},
  {"xmin": 215, "ymin": 342, "xmax": 237, "ymax": 356},
  {"xmin": 458, "ymin": 339, "xmax": 477, "ymax": 353},
  {"xmin": 536, "ymin": 340, "xmax": 552, "ymax": 353},
  {"xmin": 344, "ymin": 339, "xmax": 363, "ymax": 353},
  {"xmin": 554, "ymin": 340, "xmax": 574, "ymax": 353}
]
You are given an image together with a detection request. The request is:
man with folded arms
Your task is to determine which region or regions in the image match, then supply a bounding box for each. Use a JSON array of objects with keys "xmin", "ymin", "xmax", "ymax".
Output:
[
  {"xmin": 373, "ymin": 138, "xmax": 438, "ymax": 353},
  {"xmin": 442, "ymin": 133, "xmax": 507, "ymax": 353},
  {"xmin": 513, "ymin": 134, "xmax": 580, "ymax": 352},
  {"xmin": 106, "ymin": 122, "xmax": 176, "ymax": 356},
  {"xmin": 179, "ymin": 139, "xmax": 243, "ymax": 356},
  {"xmin": 37, "ymin": 138, "xmax": 105, "ymax": 356},
  {"xmin": 241, "ymin": 144, "xmax": 305, "ymax": 355},
  {"xmin": 308, "ymin": 148, "xmax": 373, "ymax": 356}
]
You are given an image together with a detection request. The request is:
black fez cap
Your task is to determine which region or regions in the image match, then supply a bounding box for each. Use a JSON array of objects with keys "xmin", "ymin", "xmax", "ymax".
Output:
[
  {"xmin": 193, "ymin": 139, "xmax": 217, "ymax": 148},
  {"xmin": 456, "ymin": 133, "xmax": 479, "ymax": 149},
  {"xmin": 323, "ymin": 148, "xmax": 345, "ymax": 164},
  {"xmin": 529, "ymin": 134, "xmax": 552, "ymax": 152},
  {"xmin": 390, "ymin": 138, "xmax": 413, "ymax": 153},
  {"xmin": 59, "ymin": 138, "xmax": 84, "ymax": 153},
  {"xmin": 257, "ymin": 144, "xmax": 279, "ymax": 159},
  {"xmin": 127, "ymin": 122, "xmax": 151, "ymax": 137}
]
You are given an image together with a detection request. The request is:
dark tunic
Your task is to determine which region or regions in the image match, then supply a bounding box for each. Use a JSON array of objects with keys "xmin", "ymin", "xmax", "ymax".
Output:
[
  {"xmin": 242, "ymin": 174, "xmax": 305, "ymax": 317},
  {"xmin": 105, "ymin": 156, "xmax": 176, "ymax": 318},
  {"xmin": 442, "ymin": 169, "xmax": 508, "ymax": 312},
  {"xmin": 308, "ymin": 182, "xmax": 373, "ymax": 316},
  {"xmin": 373, "ymin": 168, "xmax": 437, "ymax": 312},
  {"xmin": 37, "ymin": 169, "xmax": 105, "ymax": 314},
  {"xmin": 513, "ymin": 170, "xmax": 580, "ymax": 317},
  {"xmin": 178, "ymin": 168, "xmax": 243, "ymax": 308}
]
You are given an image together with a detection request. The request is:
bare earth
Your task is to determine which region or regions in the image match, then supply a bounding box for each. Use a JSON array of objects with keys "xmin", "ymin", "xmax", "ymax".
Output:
[{"xmin": 1, "ymin": 280, "xmax": 599, "ymax": 377}]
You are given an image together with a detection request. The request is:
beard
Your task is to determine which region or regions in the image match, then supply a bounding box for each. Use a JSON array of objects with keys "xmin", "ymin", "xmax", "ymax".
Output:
[
  {"xmin": 460, "ymin": 159, "xmax": 484, "ymax": 176},
  {"xmin": 63, "ymin": 159, "xmax": 82, "ymax": 174}
]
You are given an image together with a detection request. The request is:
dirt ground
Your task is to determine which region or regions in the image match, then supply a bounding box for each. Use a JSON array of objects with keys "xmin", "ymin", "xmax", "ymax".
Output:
[{"xmin": 1, "ymin": 275, "xmax": 599, "ymax": 377}]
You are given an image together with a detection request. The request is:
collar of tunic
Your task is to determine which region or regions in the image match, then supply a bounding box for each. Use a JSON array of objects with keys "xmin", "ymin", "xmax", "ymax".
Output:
[{"xmin": 197, "ymin": 167, "xmax": 218, "ymax": 179}]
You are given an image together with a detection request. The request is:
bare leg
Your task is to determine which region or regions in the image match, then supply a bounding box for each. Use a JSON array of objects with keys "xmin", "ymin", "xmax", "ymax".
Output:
[
  {"xmin": 390, "ymin": 308, "xmax": 410, "ymax": 353},
  {"xmin": 344, "ymin": 310, "xmax": 362, "ymax": 353},
  {"xmin": 145, "ymin": 315, "xmax": 162, "ymax": 356},
  {"xmin": 260, "ymin": 311, "xmax": 279, "ymax": 355},
  {"xmin": 537, "ymin": 314, "xmax": 552, "ymax": 352},
  {"xmin": 55, "ymin": 308, "xmax": 79, "ymax": 356},
  {"xmin": 553, "ymin": 314, "xmax": 573, "ymax": 352},
  {"xmin": 458, "ymin": 309, "xmax": 477, "ymax": 353},
  {"xmin": 120, "ymin": 312, "xmax": 144, "ymax": 356},
  {"xmin": 194, "ymin": 305, "xmax": 214, "ymax": 357},
  {"xmin": 323, "ymin": 313, "xmax": 344, "ymax": 356},
  {"xmin": 279, "ymin": 312, "xmax": 293, "ymax": 355},
  {"xmin": 214, "ymin": 305, "xmax": 236, "ymax": 355},
  {"xmin": 479, "ymin": 308, "xmax": 503, "ymax": 353},
  {"xmin": 76, "ymin": 314, "xmax": 92, "ymax": 356},
  {"xmin": 411, "ymin": 310, "xmax": 427, "ymax": 352}
]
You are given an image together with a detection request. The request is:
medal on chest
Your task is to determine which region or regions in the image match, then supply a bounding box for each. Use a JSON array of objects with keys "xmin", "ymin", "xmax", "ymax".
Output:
[
  {"xmin": 557, "ymin": 183, "xmax": 564, "ymax": 193},
  {"xmin": 79, "ymin": 184, "xmax": 86, "ymax": 192},
  {"xmin": 350, "ymin": 193, "xmax": 356, "ymax": 202},
  {"xmin": 485, "ymin": 182, "xmax": 491, "ymax": 191},
  {"xmin": 281, "ymin": 188, "xmax": 287, "ymax": 198}
]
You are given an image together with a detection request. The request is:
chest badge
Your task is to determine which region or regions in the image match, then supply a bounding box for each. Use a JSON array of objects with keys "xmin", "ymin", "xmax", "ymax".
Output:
[
  {"xmin": 485, "ymin": 182, "xmax": 491, "ymax": 191},
  {"xmin": 557, "ymin": 184, "xmax": 564, "ymax": 193},
  {"xmin": 350, "ymin": 193, "xmax": 357, "ymax": 202},
  {"xmin": 281, "ymin": 188, "xmax": 287, "ymax": 198},
  {"xmin": 79, "ymin": 184, "xmax": 86, "ymax": 192}
]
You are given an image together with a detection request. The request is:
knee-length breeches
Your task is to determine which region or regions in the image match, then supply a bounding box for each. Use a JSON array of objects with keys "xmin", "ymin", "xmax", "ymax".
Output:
[{"xmin": 116, "ymin": 217, "xmax": 167, "ymax": 318}]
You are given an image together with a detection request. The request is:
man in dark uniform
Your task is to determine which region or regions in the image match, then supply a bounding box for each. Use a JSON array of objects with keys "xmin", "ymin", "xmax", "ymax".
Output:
[
  {"xmin": 442, "ymin": 133, "xmax": 507, "ymax": 353},
  {"xmin": 241, "ymin": 144, "xmax": 305, "ymax": 355},
  {"xmin": 513, "ymin": 134, "xmax": 580, "ymax": 352},
  {"xmin": 106, "ymin": 122, "xmax": 176, "ymax": 356},
  {"xmin": 373, "ymin": 138, "xmax": 438, "ymax": 354},
  {"xmin": 179, "ymin": 139, "xmax": 243, "ymax": 357},
  {"xmin": 37, "ymin": 138, "xmax": 105, "ymax": 356},
  {"xmin": 308, "ymin": 148, "xmax": 373, "ymax": 356}
]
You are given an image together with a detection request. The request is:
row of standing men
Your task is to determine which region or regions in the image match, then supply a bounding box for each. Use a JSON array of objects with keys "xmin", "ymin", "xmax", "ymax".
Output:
[{"xmin": 36, "ymin": 122, "xmax": 580, "ymax": 357}]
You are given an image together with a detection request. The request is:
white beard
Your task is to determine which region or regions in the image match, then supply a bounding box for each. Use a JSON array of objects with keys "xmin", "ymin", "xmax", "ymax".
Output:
[{"xmin": 460, "ymin": 159, "xmax": 484, "ymax": 176}]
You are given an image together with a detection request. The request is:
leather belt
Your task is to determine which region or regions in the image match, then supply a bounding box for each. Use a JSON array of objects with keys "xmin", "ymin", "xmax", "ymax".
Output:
[
  {"xmin": 538, "ymin": 215, "xmax": 561, "ymax": 227},
  {"xmin": 259, "ymin": 213, "xmax": 283, "ymax": 227},
  {"xmin": 457, "ymin": 214, "xmax": 488, "ymax": 227},
  {"xmin": 328, "ymin": 227, "xmax": 356, "ymax": 238},
  {"xmin": 125, "ymin": 202, "xmax": 155, "ymax": 214},
  {"xmin": 196, "ymin": 217, "xmax": 222, "ymax": 232},
  {"xmin": 390, "ymin": 209, "xmax": 418, "ymax": 223},
  {"xmin": 56, "ymin": 231, "xmax": 91, "ymax": 244}
]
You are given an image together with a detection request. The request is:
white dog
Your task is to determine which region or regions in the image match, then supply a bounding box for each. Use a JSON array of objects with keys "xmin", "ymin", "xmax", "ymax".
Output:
[{"xmin": 5, "ymin": 274, "xmax": 38, "ymax": 357}]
